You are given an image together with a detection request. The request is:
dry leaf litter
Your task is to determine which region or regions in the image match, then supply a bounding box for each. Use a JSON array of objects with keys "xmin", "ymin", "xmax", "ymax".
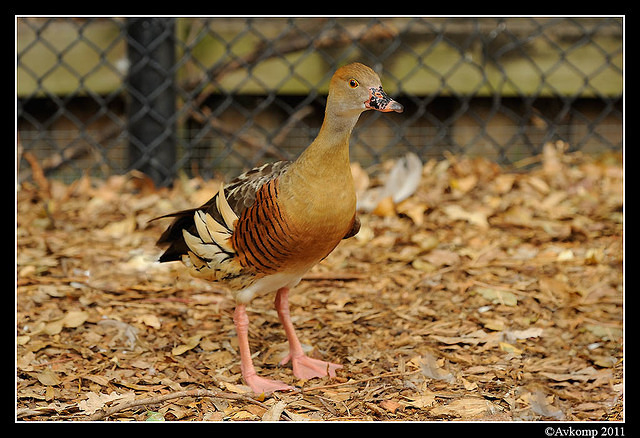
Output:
[{"xmin": 16, "ymin": 142, "xmax": 623, "ymax": 421}]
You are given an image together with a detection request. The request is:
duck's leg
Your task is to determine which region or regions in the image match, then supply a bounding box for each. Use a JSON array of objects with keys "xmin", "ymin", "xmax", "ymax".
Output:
[
  {"xmin": 275, "ymin": 287, "xmax": 342, "ymax": 380},
  {"xmin": 233, "ymin": 304, "xmax": 294, "ymax": 394}
]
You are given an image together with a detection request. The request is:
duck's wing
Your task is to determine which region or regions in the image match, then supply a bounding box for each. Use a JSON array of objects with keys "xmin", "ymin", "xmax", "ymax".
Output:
[{"xmin": 154, "ymin": 160, "xmax": 291, "ymax": 263}]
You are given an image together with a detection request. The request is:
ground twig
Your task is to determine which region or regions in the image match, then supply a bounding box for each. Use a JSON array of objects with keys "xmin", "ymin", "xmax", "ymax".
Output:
[{"xmin": 87, "ymin": 388, "xmax": 268, "ymax": 421}]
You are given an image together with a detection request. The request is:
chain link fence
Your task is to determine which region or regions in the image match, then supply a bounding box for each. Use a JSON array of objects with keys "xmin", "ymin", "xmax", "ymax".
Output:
[{"xmin": 17, "ymin": 17, "xmax": 623, "ymax": 186}]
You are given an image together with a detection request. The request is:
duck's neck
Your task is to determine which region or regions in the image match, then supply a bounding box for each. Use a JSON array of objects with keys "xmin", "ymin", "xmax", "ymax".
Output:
[
  {"xmin": 293, "ymin": 100, "xmax": 362, "ymax": 177},
  {"xmin": 278, "ymin": 99, "xmax": 361, "ymax": 220}
]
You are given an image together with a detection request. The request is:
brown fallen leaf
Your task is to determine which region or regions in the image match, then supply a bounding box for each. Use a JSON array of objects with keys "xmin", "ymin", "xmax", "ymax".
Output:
[
  {"xmin": 442, "ymin": 204, "xmax": 489, "ymax": 228},
  {"xmin": 539, "ymin": 367, "xmax": 612, "ymax": 383},
  {"xmin": 491, "ymin": 173, "xmax": 516, "ymax": 194},
  {"xmin": 430, "ymin": 397, "xmax": 502, "ymax": 419},
  {"xmin": 450, "ymin": 174, "xmax": 478, "ymax": 194},
  {"xmin": 136, "ymin": 314, "xmax": 161, "ymax": 329},
  {"xmin": 402, "ymin": 391, "xmax": 436, "ymax": 409},
  {"xmin": 229, "ymin": 410, "xmax": 259, "ymax": 420},
  {"xmin": 100, "ymin": 215, "xmax": 137, "ymax": 238},
  {"xmin": 430, "ymin": 329, "xmax": 496, "ymax": 346},
  {"xmin": 36, "ymin": 368, "xmax": 62, "ymax": 386},
  {"xmin": 42, "ymin": 310, "xmax": 89, "ymax": 336},
  {"xmin": 380, "ymin": 399, "xmax": 403, "ymax": 413},
  {"xmin": 77, "ymin": 391, "xmax": 136, "ymax": 415},
  {"xmin": 461, "ymin": 377, "xmax": 478, "ymax": 391},
  {"xmin": 498, "ymin": 341, "xmax": 523, "ymax": 355},
  {"xmin": 172, "ymin": 334, "xmax": 203, "ymax": 356},
  {"xmin": 423, "ymin": 248, "xmax": 461, "ymax": 267},
  {"xmin": 475, "ymin": 287, "xmax": 518, "ymax": 306},
  {"xmin": 372, "ymin": 196, "xmax": 396, "ymax": 217},
  {"xmin": 396, "ymin": 198, "xmax": 427, "ymax": 225},
  {"xmin": 262, "ymin": 400, "xmax": 288, "ymax": 421},
  {"xmin": 584, "ymin": 324, "xmax": 622, "ymax": 341}
]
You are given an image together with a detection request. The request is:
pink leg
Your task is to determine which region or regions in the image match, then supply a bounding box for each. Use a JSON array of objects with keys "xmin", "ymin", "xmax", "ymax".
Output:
[
  {"xmin": 233, "ymin": 304, "xmax": 294, "ymax": 394},
  {"xmin": 275, "ymin": 287, "xmax": 342, "ymax": 380}
]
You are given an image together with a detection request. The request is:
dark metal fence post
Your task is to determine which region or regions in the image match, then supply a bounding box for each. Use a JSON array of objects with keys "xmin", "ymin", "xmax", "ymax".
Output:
[{"xmin": 126, "ymin": 17, "xmax": 176, "ymax": 186}]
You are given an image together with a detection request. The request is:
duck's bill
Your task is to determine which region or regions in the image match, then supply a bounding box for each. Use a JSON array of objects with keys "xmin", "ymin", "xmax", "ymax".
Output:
[{"xmin": 365, "ymin": 86, "xmax": 404, "ymax": 113}]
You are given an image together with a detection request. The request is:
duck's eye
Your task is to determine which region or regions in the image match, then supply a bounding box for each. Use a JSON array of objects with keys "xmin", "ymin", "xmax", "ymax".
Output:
[{"xmin": 348, "ymin": 79, "xmax": 359, "ymax": 88}]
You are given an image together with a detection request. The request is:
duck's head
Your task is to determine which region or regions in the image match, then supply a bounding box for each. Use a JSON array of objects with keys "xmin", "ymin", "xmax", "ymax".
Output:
[{"xmin": 328, "ymin": 62, "xmax": 404, "ymax": 117}]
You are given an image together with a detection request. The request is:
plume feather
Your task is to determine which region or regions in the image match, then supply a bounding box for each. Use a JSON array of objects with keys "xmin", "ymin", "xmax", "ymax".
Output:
[
  {"xmin": 204, "ymin": 209, "xmax": 232, "ymax": 235},
  {"xmin": 211, "ymin": 231, "xmax": 235, "ymax": 254},
  {"xmin": 182, "ymin": 229, "xmax": 228, "ymax": 261},
  {"xmin": 194, "ymin": 210, "xmax": 213, "ymax": 244},
  {"xmin": 216, "ymin": 183, "xmax": 238, "ymax": 230}
]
